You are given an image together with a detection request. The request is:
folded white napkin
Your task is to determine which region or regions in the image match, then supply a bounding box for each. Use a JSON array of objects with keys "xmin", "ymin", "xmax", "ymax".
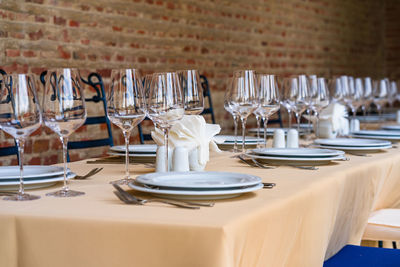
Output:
[
  {"xmin": 151, "ymin": 115, "xmax": 221, "ymax": 165},
  {"xmin": 305, "ymin": 103, "xmax": 348, "ymax": 135},
  {"xmin": 368, "ymin": 209, "xmax": 400, "ymax": 228}
]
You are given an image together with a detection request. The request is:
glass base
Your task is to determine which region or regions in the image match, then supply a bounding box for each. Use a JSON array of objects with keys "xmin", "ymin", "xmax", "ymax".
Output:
[
  {"xmin": 46, "ymin": 189, "xmax": 85, "ymax": 197},
  {"xmin": 3, "ymin": 193, "xmax": 40, "ymax": 201},
  {"xmin": 110, "ymin": 178, "xmax": 135, "ymax": 185}
]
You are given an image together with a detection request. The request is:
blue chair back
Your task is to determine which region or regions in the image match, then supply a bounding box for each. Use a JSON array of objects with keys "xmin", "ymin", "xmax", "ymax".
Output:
[
  {"xmin": 0, "ymin": 69, "xmax": 18, "ymax": 159},
  {"xmin": 40, "ymin": 71, "xmax": 114, "ymax": 162}
]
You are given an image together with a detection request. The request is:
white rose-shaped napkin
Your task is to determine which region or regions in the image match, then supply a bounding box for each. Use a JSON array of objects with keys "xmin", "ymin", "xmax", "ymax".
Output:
[{"xmin": 151, "ymin": 115, "xmax": 221, "ymax": 165}]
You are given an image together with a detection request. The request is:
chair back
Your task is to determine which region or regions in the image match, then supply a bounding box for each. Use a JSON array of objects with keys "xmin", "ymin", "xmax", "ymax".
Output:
[
  {"xmin": 199, "ymin": 75, "xmax": 216, "ymax": 124},
  {"xmin": 0, "ymin": 69, "xmax": 18, "ymax": 159}
]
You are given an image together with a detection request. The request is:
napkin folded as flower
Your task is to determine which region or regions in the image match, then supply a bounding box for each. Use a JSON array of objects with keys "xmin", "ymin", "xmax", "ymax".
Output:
[
  {"xmin": 151, "ymin": 115, "xmax": 221, "ymax": 166},
  {"xmin": 304, "ymin": 103, "xmax": 349, "ymax": 136}
]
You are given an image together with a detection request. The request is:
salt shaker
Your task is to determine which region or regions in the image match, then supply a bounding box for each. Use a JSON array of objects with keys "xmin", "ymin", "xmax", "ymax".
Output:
[
  {"xmin": 286, "ymin": 129, "xmax": 299, "ymax": 148},
  {"xmin": 172, "ymin": 146, "xmax": 189, "ymax": 172},
  {"xmin": 155, "ymin": 146, "xmax": 172, "ymax": 172},
  {"xmin": 272, "ymin": 129, "xmax": 285, "ymax": 148}
]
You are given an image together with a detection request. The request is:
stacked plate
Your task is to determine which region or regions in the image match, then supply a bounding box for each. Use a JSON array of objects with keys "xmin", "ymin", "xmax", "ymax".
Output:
[
  {"xmin": 128, "ymin": 171, "xmax": 263, "ymax": 200},
  {"xmin": 356, "ymin": 113, "xmax": 396, "ymax": 123},
  {"xmin": 0, "ymin": 166, "xmax": 75, "ymax": 191},
  {"xmin": 314, "ymin": 138, "xmax": 392, "ymax": 152},
  {"xmin": 246, "ymin": 148, "xmax": 345, "ymax": 166},
  {"xmin": 109, "ymin": 144, "xmax": 157, "ymax": 158},
  {"xmin": 350, "ymin": 130, "xmax": 400, "ymax": 142},
  {"xmin": 381, "ymin": 125, "xmax": 400, "ymax": 131},
  {"xmin": 215, "ymin": 135, "xmax": 263, "ymax": 149},
  {"xmin": 249, "ymin": 128, "xmax": 306, "ymax": 136}
]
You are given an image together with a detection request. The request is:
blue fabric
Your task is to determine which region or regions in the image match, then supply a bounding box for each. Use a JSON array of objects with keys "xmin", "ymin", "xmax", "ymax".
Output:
[{"xmin": 324, "ymin": 245, "xmax": 400, "ymax": 267}]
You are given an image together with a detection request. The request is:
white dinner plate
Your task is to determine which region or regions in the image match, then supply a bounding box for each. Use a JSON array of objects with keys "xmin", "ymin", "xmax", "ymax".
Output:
[
  {"xmin": 246, "ymin": 153, "xmax": 345, "ymax": 166},
  {"xmin": 108, "ymin": 152, "xmax": 156, "ymax": 158},
  {"xmin": 128, "ymin": 181, "xmax": 263, "ymax": 200},
  {"xmin": 250, "ymin": 148, "xmax": 344, "ymax": 158},
  {"xmin": 0, "ymin": 166, "xmax": 65, "ymax": 180},
  {"xmin": 248, "ymin": 128, "xmax": 307, "ymax": 136},
  {"xmin": 317, "ymin": 144, "xmax": 392, "ymax": 152},
  {"xmin": 352, "ymin": 130, "xmax": 400, "ymax": 137},
  {"xmin": 349, "ymin": 134, "xmax": 400, "ymax": 142},
  {"xmin": 356, "ymin": 114, "xmax": 396, "ymax": 122},
  {"xmin": 381, "ymin": 125, "xmax": 400, "ymax": 131},
  {"xmin": 110, "ymin": 144, "xmax": 157, "ymax": 154},
  {"xmin": 215, "ymin": 135, "xmax": 262, "ymax": 144},
  {"xmin": 0, "ymin": 173, "xmax": 76, "ymax": 191},
  {"xmin": 136, "ymin": 171, "xmax": 262, "ymax": 189},
  {"xmin": 314, "ymin": 138, "xmax": 392, "ymax": 147}
]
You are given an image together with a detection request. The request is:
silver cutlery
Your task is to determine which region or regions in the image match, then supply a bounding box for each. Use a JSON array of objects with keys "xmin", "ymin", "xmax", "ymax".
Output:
[
  {"xmin": 0, "ymin": 191, "xmax": 17, "ymax": 196},
  {"xmin": 74, "ymin": 168, "xmax": 103, "ymax": 180},
  {"xmin": 239, "ymin": 154, "xmax": 317, "ymax": 170},
  {"xmin": 113, "ymin": 184, "xmax": 200, "ymax": 209},
  {"xmin": 263, "ymin": 183, "xmax": 276, "ymax": 189}
]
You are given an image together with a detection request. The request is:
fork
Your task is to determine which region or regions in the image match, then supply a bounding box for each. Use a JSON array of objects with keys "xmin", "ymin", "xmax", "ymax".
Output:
[
  {"xmin": 74, "ymin": 168, "xmax": 103, "ymax": 180},
  {"xmin": 238, "ymin": 154, "xmax": 276, "ymax": 169},
  {"xmin": 252, "ymin": 159, "xmax": 318, "ymax": 170},
  {"xmin": 346, "ymin": 152, "xmax": 371, "ymax": 157},
  {"xmin": 113, "ymin": 184, "xmax": 200, "ymax": 209}
]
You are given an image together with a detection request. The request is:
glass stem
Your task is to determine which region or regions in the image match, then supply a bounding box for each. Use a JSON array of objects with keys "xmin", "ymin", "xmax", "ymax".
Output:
[
  {"xmin": 256, "ymin": 115, "xmax": 261, "ymax": 148},
  {"xmin": 15, "ymin": 138, "xmax": 25, "ymax": 196},
  {"xmin": 123, "ymin": 131, "xmax": 131, "ymax": 179},
  {"xmin": 315, "ymin": 112, "xmax": 320, "ymax": 138},
  {"xmin": 288, "ymin": 110, "xmax": 292, "ymax": 128},
  {"xmin": 240, "ymin": 116, "xmax": 247, "ymax": 153},
  {"xmin": 263, "ymin": 116, "xmax": 269, "ymax": 148},
  {"xmin": 60, "ymin": 136, "xmax": 69, "ymax": 192},
  {"xmin": 233, "ymin": 114, "xmax": 238, "ymax": 152},
  {"xmin": 163, "ymin": 128, "xmax": 169, "ymax": 172},
  {"xmin": 295, "ymin": 113, "xmax": 301, "ymax": 132},
  {"xmin": 307, "ymin": 108, "xmax": 312, "ymax": 137}
]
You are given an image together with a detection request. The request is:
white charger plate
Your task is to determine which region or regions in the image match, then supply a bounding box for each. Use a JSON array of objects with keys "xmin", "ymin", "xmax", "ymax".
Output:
[
  {"xmin": 314, "ymin": 138, "xmax": 392, "ymax": 147},
  {"xmin": 108, "ymin": 152, "xmax": 156, "ymax": 158},
  {"xmin": 250, "ymin": 148, "xmax": 344, "ymax": 158},
  {"xmin": 110, "ymin": 144, "xmax": 157, "ymax": 154},
  {"xmin": 0, "ymin": 166, "xmax": 65, "ymax": 180},
  {"xmin": 0, "ymin": 173, "xmax": 76, "ymax": 191},
  {"xmin": 215, "ymin": 135, "xmax": 262, "ymax": 144},
  {"xmin": 381, "ymin": 125, "xmax": 400, "ymax": 131},
  {"xmin": 246, "ymin": 153, "xmax": 345, "ymax": 166},
  {"xmin": 129, "ymin": 181, "xmax": 263, "ymax": 200},
  {"xmin": 136, "ymin": 171, "xmax": 261, "ymax": 189},
  {"xmin": 317, "ymin": 144, "xmax": 392, "ymax": 152},
  {"xmin": 248, "ymin": 128, "xmax": 306, "ymax": 136},
  {"xmin": 352, "ymin": 130, "xmax": 400, "ymax": 137}
]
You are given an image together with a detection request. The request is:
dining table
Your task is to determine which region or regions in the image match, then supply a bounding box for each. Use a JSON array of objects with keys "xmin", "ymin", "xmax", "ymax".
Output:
[{"xmin": 1, "ymin": 144, "xmax": 400, "ymax": 267}]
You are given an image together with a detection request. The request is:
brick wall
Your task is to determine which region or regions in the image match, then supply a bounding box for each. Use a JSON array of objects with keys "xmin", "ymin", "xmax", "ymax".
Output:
[
  {"xmin": 385, "ymin": 0, "xmax": 400, "ymax": 80},
  {"xmin": 0, "ymin": 0, "xmax": 395, "ymax": 165}
]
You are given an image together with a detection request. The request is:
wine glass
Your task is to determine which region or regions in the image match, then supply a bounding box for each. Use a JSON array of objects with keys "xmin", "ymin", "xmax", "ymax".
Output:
[
  {"xmin": 373, "ymin": 79, "xmax": 389, "ymax": 117},
  {"xmin": 311, "ymin": 78, "xmax": 330, "ymax": 137},
  {"xmin": 225, "ymin": 70, "xmax": 258, "ymax": 152},
  {"xmin": 282, "ymin": 75, "xmax": 309, "ymax": 133},
  {"xmin": 224, "ymin": 78, "xmax": 239, "ymax": 152},
  {"xmin": 252, "ymin": 108, "xmax": 262, "ymax": 148},
  {"xmin": 342, "ymin": 76, "xmax": 363, "ymax": 118},
  {"xmin": 256, "ymin": 74, "xmax": 280, "ymax": 147},
  {"xmin": 42, "ymin": 68, "xmax": 87, "ymax": 197},
  {"xmin": 107, "ymin": 69, "xmax": 146, "ymax": 184},
  {"xmin": 387, "ymin": 79, "xmax": 398, "ymax": 108},
  {"xmin": 178, "ymin": 70, "xmax": 204, "ymax": 115},
  {"xmin": 0, "ymin": 74, "xmax": 42, "ymax": 201},
  {"xmin": 147, "ymin": 72, "xmax": 184, "ymax": 172},
  {"xmin": 361, "ymin": 77, "xmax": 373, "ymax": 117},
  {"xmin": 328, "ymin": 77, "xmax": 344, "ymax": 104}
]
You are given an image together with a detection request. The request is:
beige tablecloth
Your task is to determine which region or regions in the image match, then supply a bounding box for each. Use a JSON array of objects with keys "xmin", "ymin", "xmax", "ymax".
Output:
[{"xmin": 1, "ymin": 148, "xmax": 400, "ymax": 267}]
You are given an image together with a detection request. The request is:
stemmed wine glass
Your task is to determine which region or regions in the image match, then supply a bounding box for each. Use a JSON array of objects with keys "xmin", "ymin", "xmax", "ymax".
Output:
[
  {"xmin": 178, "ymin": 70, "xmax": 204, "ymax": 115},
  {"xmin": 282, "ymin": 75, "xmax": 309, "ymax": 133},
  {"xmin": 342, "ymin": 76, "xmax": 363, "ymax": 118},
  {"xmin": 107, "ymin": 69, "xmax": 146, "ymax": 184},
  {"xmin": 225, "ymin": 70, "xmax": 258, "ymax": 152},
  {"xmin": 0, "ymin": 74, "xmax": 42, "ymax": 201},
  {"xmin": 328, "ymin": 77, "xmax": 344, "ymax": 104},
  {"xmin": 256, "ymin": 74, "xmax": 280, "ymax": 147},
  {"xmin": 311, "ymin": 77, "xmax": 330, "ymax": 137},
  {"xmin": 224, "ymin": 78, "xmax": 239, "ymax": 152},
  {"xmin": 147, "ymin": 72, "xmax": 184, "ymax": 172},
  {"xmin": 360, "ymin": 77, "xmax": 373, "ymax": 118},
  {"xmin": 42, "ymin": 68, "xmax": 87, "ymax": 197},
  {"xmin": 373, "ymin": 79, "xmax": 389, "ymax": 117}
]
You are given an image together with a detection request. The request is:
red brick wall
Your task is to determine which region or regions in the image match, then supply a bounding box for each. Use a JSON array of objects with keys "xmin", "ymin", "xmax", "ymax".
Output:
[
  {"xmin": 385, "ymin": 0, "xmax": 400, "ymax": 80},
  {"xmin": 0, "ymin": 0, "xmax": 395, "ymax": 165}
]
